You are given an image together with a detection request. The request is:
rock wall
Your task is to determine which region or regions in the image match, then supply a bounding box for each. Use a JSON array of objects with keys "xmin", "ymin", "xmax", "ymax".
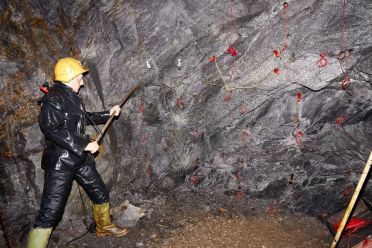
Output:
[{"xmin": 1, "ymin": 0, "xmax": 371, "ymax": 245}]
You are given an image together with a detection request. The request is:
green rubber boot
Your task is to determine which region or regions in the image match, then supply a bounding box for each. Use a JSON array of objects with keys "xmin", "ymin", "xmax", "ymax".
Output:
[{"xmin": 27, "ymin": 228, "xmax": 52, "ymax": 248}]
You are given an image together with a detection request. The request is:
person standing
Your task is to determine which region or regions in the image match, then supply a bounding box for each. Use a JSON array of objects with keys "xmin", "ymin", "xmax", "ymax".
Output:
[{"xmin": 27, "ymin": 57, "xmax": 128, "ymax": 248}]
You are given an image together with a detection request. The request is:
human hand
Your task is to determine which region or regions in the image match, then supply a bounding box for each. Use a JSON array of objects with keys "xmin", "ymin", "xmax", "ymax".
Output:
[
  {"xmin": 110, "ymin": 105, "xmax": 121, "ymax": 116},
  {"xmin": 84, "ymin": 141, "xmax": 99, "ymax": 154}
]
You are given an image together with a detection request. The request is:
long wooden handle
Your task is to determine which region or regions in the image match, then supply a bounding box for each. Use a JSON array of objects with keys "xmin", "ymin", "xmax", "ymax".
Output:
[
  {"xmin": 330, "ymin": 151, "xmax": 372, "ymax": 248},
  {"xmin": 95, "ymin": 83, "xmax": 141, "ymax": 143},
  {"xmin": 95, "ymin": 114, "xmax": 116, "ymax": 143}
]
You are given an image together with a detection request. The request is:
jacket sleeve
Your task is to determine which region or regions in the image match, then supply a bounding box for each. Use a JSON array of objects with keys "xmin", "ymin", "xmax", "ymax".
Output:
[
  {"xmin": 86, "ymin": 111, "xmax": 111, "ymax": 125},
  {"xmin": 39, "ymin": 99, "xmax": 89, "ymax": 157}
]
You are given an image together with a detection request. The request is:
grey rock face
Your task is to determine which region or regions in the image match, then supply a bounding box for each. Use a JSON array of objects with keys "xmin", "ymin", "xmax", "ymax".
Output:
[{"xmin": 1, "ymin": 0, "xmax": 372, "ymax": 245}]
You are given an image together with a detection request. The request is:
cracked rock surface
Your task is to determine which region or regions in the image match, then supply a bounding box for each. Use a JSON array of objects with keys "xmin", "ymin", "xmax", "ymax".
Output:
[{"xmin": 0, "ymin": 0, "xmax": 371, "ymax": 246}]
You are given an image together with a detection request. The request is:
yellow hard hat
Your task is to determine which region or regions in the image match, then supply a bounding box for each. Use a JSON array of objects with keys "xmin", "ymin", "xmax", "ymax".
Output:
[{"xmin": 53, "ymin": 57, "xmax": 88, "ymax": 83}]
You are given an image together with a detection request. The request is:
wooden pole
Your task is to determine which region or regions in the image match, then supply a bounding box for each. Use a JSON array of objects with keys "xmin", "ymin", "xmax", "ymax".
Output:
[
  {"xmin": 95, "ymin": 83, "xmax": 140, "ymax": 143},
  {"xmin": 330, "ymin": 151, "xmax": 372, "ymax": 248}
]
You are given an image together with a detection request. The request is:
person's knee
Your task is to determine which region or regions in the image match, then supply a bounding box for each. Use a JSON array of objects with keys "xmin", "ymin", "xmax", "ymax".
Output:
[{"xmin": 33, "ymin": 208, "xmax": 64, "ymax": 229}]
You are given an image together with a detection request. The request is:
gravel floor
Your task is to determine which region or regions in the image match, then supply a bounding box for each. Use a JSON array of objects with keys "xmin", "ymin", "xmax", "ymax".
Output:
[{"xmin": 151, "ymin": 213, "xmax": 327, "ymax": 248}]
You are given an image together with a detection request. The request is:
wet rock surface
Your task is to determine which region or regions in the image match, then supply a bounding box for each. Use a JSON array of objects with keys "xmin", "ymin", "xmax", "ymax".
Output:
[{"xmin": 0, "ymin": 0, "xmax": 371, "ymax": 246}]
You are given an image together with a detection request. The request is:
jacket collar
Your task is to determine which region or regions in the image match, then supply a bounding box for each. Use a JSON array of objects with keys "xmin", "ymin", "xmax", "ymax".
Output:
[{"xmin": 53, "ymin": 82, "xmax": 79, "ymax": 97}]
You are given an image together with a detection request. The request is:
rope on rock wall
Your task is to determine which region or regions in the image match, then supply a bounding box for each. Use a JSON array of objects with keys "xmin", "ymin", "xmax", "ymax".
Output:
[
  {"xmin": 272, "ymin": 2, "xmax": 289, "ymax": 58},
  {"xmin": 291, "ymin": 91, "xmax": 303, "ymax": 146},
  {"xmin": 281, "ymin": 2, "xmax": 289, "ymax": 54},
  {"xmin": 338, "ymin": 0, "xmax": 352, "ymax": 95}
]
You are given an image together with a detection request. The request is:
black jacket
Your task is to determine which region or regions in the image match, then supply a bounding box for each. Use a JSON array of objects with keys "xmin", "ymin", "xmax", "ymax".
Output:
[{"xmin": 38, "ymin": 83, "xmax": 110, "ymax": 171}]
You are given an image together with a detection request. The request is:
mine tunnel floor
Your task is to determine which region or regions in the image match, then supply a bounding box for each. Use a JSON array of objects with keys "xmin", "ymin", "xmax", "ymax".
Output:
[{"xmin": 57, "ymin": 187, "xmax": 329, "ymax": 248}]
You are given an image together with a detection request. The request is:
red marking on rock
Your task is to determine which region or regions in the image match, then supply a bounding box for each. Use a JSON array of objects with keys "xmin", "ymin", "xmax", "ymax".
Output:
[
  {"xmin": 227, "ymin": 46, "xmax": 237, "ymax": 57},
  {"xmin": 140, "ymin": 132, "xmax": 148, "ymax": 145},
  {"xmin": 240, "ymin": 102, "xmax": 248, "ymax": 115},
  {"xmin": 139, "ymin": 102, "xmax": 145, "ymax": 113},
  {"xmin": 296, "ymin": 91, "xmax": 302, "ymax": 102},
  {"xmin": 176, "ymin": 98, "xmax": 185, "ymax": 107},
  {"xmin": 336, "ymin": 115, "xmax": 346, "ymax": 125},
  {"xmin": 241, "ymin": 130, "xmax": 249, "ymax": 146},
  {"xmin": 191, "ymin": 175, "xmax": 199, "ymax": 185},
  {"xmin": 274, "ymin": 68, "xmax": 280, "ymax": 75},
  {"xmin": 224, "ymin": 90, "xmax": 234, "ymax": 102},
  {"xmin": 341, "ymin": 75, "xmax": 351, "ymax": 90},
  {"xmin": 235, "ymin": 190, "xmax": 245, "ymax": 199},
  {"xmin": 146, "ymin": 165, "xmax": 153, "ymax": 177},
  {"xmin": 209, "ymin": 55, "xmax": 217, "ymax": 63},
  {"xmin": 190, "ymin": 129, "xmax": 201, "ymax": 139},
  {"xmin": 318, "ymin": 53, "xmax": 328, "ymax": 67},
  {"xmin": 273, "ymin": 50, "xmax": 280, "ymax": 57},
  {"xmin": 296, "ymin": 131, "xmax": 303, "ymax": 144}
]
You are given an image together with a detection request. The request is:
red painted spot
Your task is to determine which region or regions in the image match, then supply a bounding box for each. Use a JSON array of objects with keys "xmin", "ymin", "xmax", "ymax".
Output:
[
  {"xmin": 146, "ymin": 165, "xmax": 153, "ymax": 177},
  {"xmin": 235, "ymin": 190, "xmax": 245, "ymax": 199},
  {"xmin": 227, "ymin": 46, "xmax": 237, "ymax": 57},
  {"xmin": 240, "ymin": 102, "xmax": 248, "ymax": 115},
  {"xmin": 273, "ymin": 50, "xmax": 280, "ymax": 57},
  {"xmin": 274, "ymin": 68, "xmax": 280, "ymax": 75},
  {"xmin": 224, "ymin": 90, "xmax": 234, "ymax": 102},
  {"xmin": 338, "ymin": 50, "xmax": 349, "ymax": 61},
  {"xmin": 318, "ymin": 53, "xmax": 328, "ymax": 67},
  {"xmin": 190, "ymin": 129, "xmax": 201, "ymax": 139},
  {"xmin": 283, "ymin": 2, "xmax": 288, "ymax": 9},
  {"xmin": 176, "ymin": 98, "xmax": 185, "ymax": 107},
  {"xmin": 140, "ymin": 132, "xmax": 148, "ymax": 145},
  {"xmin": 296, "ymin": 91, "xmax": 302, "ymax": 102},
  {"xmin": 139, "ymin": 102, "xmax": 145, "ymax": 113},
  {"xmin": 209, "ymin": 55, "xmax": 217, "ymax": 63},
  {"xmin": 296, "ymin": 131, "xmax": 303, "ymax": 144},
  {"xmin": 341, "ymin": 75, "xmax": 351, "ymax": 90},
  {"xmin": 241, "ymin": 130, "xmax": 249, "ymax": 146},
  {"xmin": 191, "ymin": 175, "xmax": 199, "ymax": 185},
  {"xmin": 336, "ymin": 115, "xmax": 346, "ymax": 125}
]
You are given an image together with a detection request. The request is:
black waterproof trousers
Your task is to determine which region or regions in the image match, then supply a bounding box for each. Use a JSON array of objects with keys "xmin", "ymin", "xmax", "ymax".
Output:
[{"xmin": 33, "ymin": 160, "xmax": 109, "ymax": 228}]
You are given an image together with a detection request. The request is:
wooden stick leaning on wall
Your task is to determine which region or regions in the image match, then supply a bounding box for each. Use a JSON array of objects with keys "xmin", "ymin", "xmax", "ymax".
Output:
[{"xmin": 330, "ymin": 151, "xmax": 372, "ymax": 248}]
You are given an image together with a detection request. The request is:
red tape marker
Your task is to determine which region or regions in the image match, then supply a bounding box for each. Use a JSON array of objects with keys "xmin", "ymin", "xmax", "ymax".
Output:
[
  {"xmin": 235, "ymin": 190, "xmax": 245, "ymax": 199},
  {"xmin": 139, "ymin": 102, "xmax": 145, "ymax": 113},
  {"xmin": 191, "ymin": 175, "xmax": 199, "ymax": 185},
  {"xmin": 39, "ymin": 86, "xmax": 49, "ymax": 94},
  {"xmin": 176, "ymin": 98, "xmax": 185, "ymax": 107},
  {"xmin": 336, "ymin": 115, "xmax": 346, "ymax": 125},
  {"xmin": 209, "ymin": 55, "xmax": 217, "ymax": 63},
  {"xmin": 297, "ymin": 91, "xmax": 302, "ymax": 102},
  {"xmin": 227, "ymin": 46, "xmax": 237, "ymax": 57},
  {"xmin": 296, "ymin": 130, "xmax": 303, "ymax": 144},
  {"xmin": 318, "ymin": 53, "xmax": 328, "ymax": 67},
  {"xmin": 273, "ymin": 50, "xmax": 280, "ymax": 58},
  {"xmin": 224, "ymin": 90, "xmax": 234, "ymax": 102}
]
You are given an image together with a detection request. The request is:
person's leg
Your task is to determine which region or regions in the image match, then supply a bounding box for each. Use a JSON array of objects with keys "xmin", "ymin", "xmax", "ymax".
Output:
[
  {"xmin": 27, "ymin": 169, "xmax": 74, "ymax": 248},
  {"xmin": 74, "ymin": 162, "xmax": 128, "ymax": 237}
]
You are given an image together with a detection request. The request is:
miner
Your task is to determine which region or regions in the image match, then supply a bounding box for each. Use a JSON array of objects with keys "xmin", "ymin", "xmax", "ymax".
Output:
[{"xmin": 27, "ymin": 57, "xmax": 128, "ymax": 248}]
